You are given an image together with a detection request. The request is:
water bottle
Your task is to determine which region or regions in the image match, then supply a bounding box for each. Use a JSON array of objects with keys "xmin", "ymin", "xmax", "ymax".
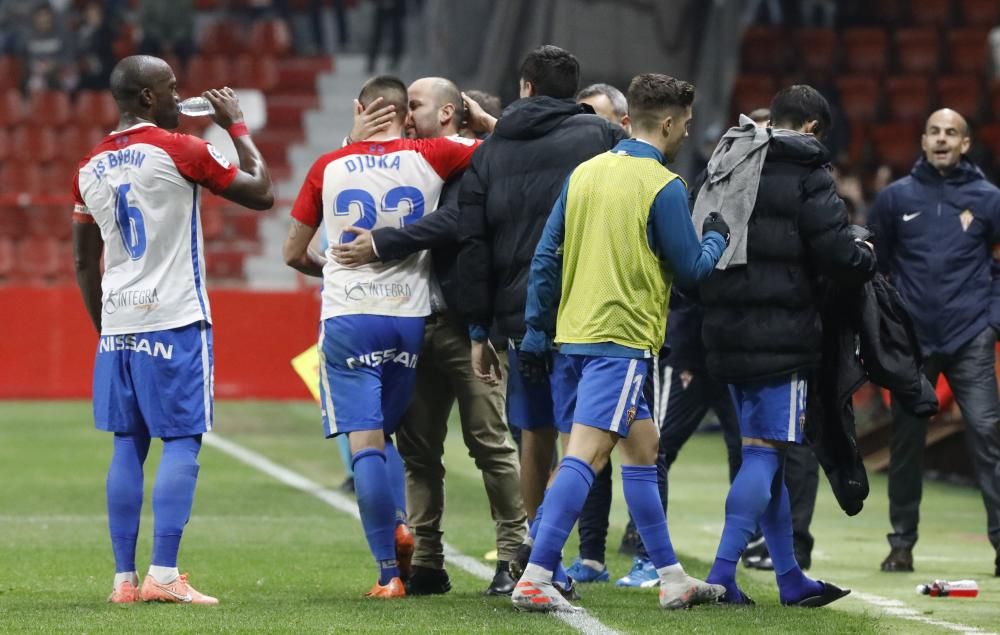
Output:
[
  {"xmin": 178, "ymin": 96, "xmax": 214, "ymax": 117},
  {"xmin": 915, "ymin": 580, "xmax": 979, "ymax": 598}
]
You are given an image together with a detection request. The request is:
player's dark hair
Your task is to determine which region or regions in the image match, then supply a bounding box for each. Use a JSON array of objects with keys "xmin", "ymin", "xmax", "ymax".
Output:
[
  {"xmin": 359, "ymin": 75, "xmax": 408, "ymax": 125},
  {"xmin": 626, "ymin": 73, "xmax": 695, "ymax": 131},
  {"xmin": 770, "ymin": 85, "xmax": 831, "ymax": 138},
  {"xmin": 518, "ymin": 45, "xmax": 579, "ymax": 99},
  {"xmin": 464, "ymin": 89, "xmax": 502, "ymax": 119}
]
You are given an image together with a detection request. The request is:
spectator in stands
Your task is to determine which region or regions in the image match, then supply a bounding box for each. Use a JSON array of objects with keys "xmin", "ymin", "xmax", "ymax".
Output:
[
  {"xmin": 21, "ymin": 3, "xmax": 76, "ymax": 93},
  {"xmin": 868, "ymin": 109, "xmax": 1000, "ymax": 578},
  {"xmin": 137, "ymin": 0, "xmax": 195, "ymax": 65},
  {"xmin": 367, "ymin": 0, "xmax": 406, "ymax": 74},
  {"xmin": 75, "ymin": 1, "xmax": 117, "ymax": 91}
]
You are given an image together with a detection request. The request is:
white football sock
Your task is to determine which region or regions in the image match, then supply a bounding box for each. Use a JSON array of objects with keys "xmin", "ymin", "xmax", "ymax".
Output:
[
  {"xmin": 148, "ymin": 565, "xmax": 180, "ymax": 584},
  {"xmin": 522, "ymin": 563, "xmax": 553, "ymax": 584},
  {"xmin": 657, "ymin": 563, "xmax": 687, "ymax": 585},
  {"xmin": 581, "ymin": 558, "xmax": 605, "ymax": 571},
  {"xmin": 114, "ymin": 571, "xmax": 138, "ymax": 588}
]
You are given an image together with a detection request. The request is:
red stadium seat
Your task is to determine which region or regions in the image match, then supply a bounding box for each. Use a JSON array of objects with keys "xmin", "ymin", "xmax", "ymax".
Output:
[
  {"xmin": 13, "ymin": 236, "xmax": 62, "ymax": 283},
  {"xmin": 226, "ymin": 211, "xmax": 260, "ymax": 241},
  {"xmin": 184, "ymin": 55, "xmax": 231, "ymax": 97},
  {"xmin": 62, "ymin": 125, "xmax": 106, "ymax": 162},
  {"xmin": 205, "ymin": 248, "xmax": 245, "ymax": 280},
  {"xmin": 948, "ymin": 29, "xmax": 990, "ymax": 75},
  {"xmin": 885, "ymin": 75, "xmax": 932, "ymax": 122},
  {"xmin": 42, "ymin": 161, "xmax": 78, "ymax": 197},
  {"xmin": 275, "ymin": 57, "xmax": 330, "ymax": 94},
  {"xmin": 234, "ymin": 55, "xmax": 279, "ymax": 92},
  {"xmin": 730, "ymin": 74, "xmax": 776, "ymax": 119},
  {"xmin": 0, "ymin": 162, "xmax": 45, "ymax": 195},
  {"xmin": 910, "ymin": 0, "xmax": 953, "ymax": 25},
  {"xmin": 843, "ymin": 28, "xmax": 889, "ymax": 74},
  {"xmin": 24, "ymin": 203, "xmax": 73, "ymax": 240},
  {"xmin": 894, "ymin": 28, "xmax": 941, "ymax": 74},
  {"xmin": 871, "ymin": 122, "xmax": 923, "ymax": 173},
  {"xmin": 960, "ymin": 0, "xmax": 1000, "ymax": 26},
  {"xmin": 0, "ymin": 203, "xmax": 25, "ymax": 238},
  {"xmin": 935, "ymin": 75, "xmax": 982, "ymax": 120},
  {"xmin": 0, "ymin": 89, "xmax": 24, "ymax": 127},
  {"xmin": 975, "ymin": 123, "xmax": 1000, "ymax": 168},
  {"xmin": 265, "ymin": 95, "xmax": 317, "ymax": 128},
  {"xmin": 793, "ymin": 28, "xmax": 838, "ymax": 75},
  {"xmin": 74, "ymin": 91, "xmax": 118, "ymax": 130},
  {"xmin": 0, "ymin": 128, "xmax": 8, "ymax": 163},
  {"xmin": 0, "ymin": 57, "xmax": 22, "ymax": 92},
  {"xmin": 874, "ymin": 0, "xmax": 907, "ymax": 22},
  {"xmin": 11, "ymin": 126, "xmax": 57, "ymax": 163},
  {"xmin": 0, "ymin": 236, "xmax": 14, "ymax": 280},
  {"xmin": 249, "ymin": 20, "xmax": 291, "ymax": 57},
  {"xmin": 836, "ymin": 76, "xmax": 882, "ymax": 122},
  {"xmin": 199, "ymin": 20, "xmax": 246, "ymax": 57},
  {"xmin": 27, "ymin": 91, "xmax": 71, "ymax": 127},
  {"xmin": 200, "ymin": 202, "xmax": 224, "ymax": 241},
  {"xmin": 740, "ymin": 26, "xmax": 787, "ymax": 73}
]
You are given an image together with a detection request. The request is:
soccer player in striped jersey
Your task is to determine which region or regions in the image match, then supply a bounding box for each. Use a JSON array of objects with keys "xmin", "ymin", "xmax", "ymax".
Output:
[
  {"xmin": 282, "ymin": 76, "xmax": 479, "ymax": 599},
  {"xmin": 73, "ymin": 55, "xmax": 273, "ymax": 605}
]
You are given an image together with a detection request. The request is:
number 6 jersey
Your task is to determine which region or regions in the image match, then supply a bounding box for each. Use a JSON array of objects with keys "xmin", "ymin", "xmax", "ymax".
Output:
[
  {"xmin": 290, "ymin": 137, "xmax": 478, "ymax": 320},
  {"xmin": 73, "ymin": 123, "xmax": 238, "ymax": 335}
]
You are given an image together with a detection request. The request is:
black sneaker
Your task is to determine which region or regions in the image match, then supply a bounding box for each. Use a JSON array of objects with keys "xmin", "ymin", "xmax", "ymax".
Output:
[
  {"xmin": 880, "ymin": 547, "xmax": 913, "ymax": 572},
  {"xmin": 485, "ymin": 561, "xmax": 516, "ymax": 596},
  {"xmin": 509, "ymin": 543, "xmax": 532, "ymax": 581},
  {"xmin": 555, "ymin": 575, "xmax": 581, "ymax": 601},
  {"xmin": 787, "ymin": 580, "xmax": 850, "ymax": 607},
  {"xmin": 618, "ymin": 525, "xmax": 641, "ymax": 556},
  {"xmin": 339, "ymin": 477, "xmax": 355, "ymax": 495},
  {"xmin": 994, "ymin": 549, "xmax": 998, "ymax": 577},
  {"xmin": 405, "ymin": 565, "xmax": 452, "ymax": 595}
]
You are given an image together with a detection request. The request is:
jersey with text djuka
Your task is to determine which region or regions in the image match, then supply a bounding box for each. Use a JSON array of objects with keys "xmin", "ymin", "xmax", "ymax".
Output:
[
  {"xmin": 73, "ymin": 123, "xmax": 238, "ymax": 335},
  {"xmin": 290, "ymin": 136, "xmax": 478, "ymax": 320}
]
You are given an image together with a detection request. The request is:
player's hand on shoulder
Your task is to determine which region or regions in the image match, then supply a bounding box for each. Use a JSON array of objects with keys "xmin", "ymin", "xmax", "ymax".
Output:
[
  {"xmin": 204, "ymin": 87, "xmax": 244, "ymax": 130},
  {"xmin": 471, "ymin": 339, "xmax": 503, "ymax": 386},
  {"xmin": 462, "ymin": 92, "xmax": 496, "ymax": 135},
  {"xmin": 349, "ymin": 97, "xmax": 395, "ymax": 143},
  {"xmin": 331, "ymin": 226, "xmax": 377, "ymax": 267},
  {"xmin": 518, "ymin": 329, "xmax": 552, "ymax": 384}
]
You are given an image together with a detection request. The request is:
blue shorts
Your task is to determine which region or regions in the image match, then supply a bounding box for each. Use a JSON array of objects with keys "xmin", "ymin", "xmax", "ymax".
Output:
[
  {"xmin": 729, "ymin": 372, "xmax": 808, "ymax": 444},
  {"xmin": 506, "ymin": 343, "xmax": 568, "ymax": 433},
  {"xmin": 319, "ymin": 315, "xmax": 424, "ymax": 438},
  {"xmin": 551, "ymin": 353, "xmax": 651, "ymax": 438},
  {"xmin": 93, "ymin": 321, "xmax": 213, "ymax": 438}
]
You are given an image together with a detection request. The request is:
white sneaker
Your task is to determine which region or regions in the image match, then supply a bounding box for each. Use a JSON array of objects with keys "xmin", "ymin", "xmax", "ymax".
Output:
[
  {"xmin": 659, "ymin": 576, "xmax": 726, "ymax": 610},
  {"xmin": 512, "ymin": 578, "xmax": 583, "ymax": 613}
]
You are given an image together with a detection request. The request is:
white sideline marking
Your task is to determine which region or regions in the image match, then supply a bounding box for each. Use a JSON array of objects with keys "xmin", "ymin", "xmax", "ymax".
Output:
[
  {"xmin": 204, "ymin": 434, "xmax": 621, "ymax": 635},
  {"xmin": 850, "ymin": 591, "xmax": 995, "ymax": 635}
]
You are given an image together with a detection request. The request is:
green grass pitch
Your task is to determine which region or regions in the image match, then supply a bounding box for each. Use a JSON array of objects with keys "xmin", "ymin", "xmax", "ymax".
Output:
[{"xmin": 0, "ymin": 400, "xmax": 997, "ymax": 633}]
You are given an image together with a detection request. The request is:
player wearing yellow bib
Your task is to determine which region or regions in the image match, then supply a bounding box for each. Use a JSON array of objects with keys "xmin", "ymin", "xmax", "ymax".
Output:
[{"xmin": 511, "ymin": 74, "xmax": 730, "ymax": 612}]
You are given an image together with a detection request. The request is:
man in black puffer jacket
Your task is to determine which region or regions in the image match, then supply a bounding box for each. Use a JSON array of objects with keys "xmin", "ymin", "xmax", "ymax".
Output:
[
  {"xmin": 456, "ymin": 45, "xmax": 626, "ymax": 551},
  {"xmin": 699, "ymin": 86, "xmax": 876, "ymax": 608}
]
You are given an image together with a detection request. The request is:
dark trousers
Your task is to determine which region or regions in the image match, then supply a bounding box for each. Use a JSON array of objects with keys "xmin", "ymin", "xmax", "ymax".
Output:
[
  {"xmin": 785, "ymin": 443, "xmax": 819, "ymax": 556},
  {"xmin": 367, "ymin": 0, "xmax": 405, "ymax": 72},
  {"xmin": 888, "ymin": 327, "xmax": 1000, "ymax": 551}
]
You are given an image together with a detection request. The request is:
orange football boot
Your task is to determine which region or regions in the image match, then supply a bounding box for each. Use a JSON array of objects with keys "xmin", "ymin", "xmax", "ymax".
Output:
[
  {"xmin": 139, "ymin": 573, "xmax": 219, "ymax": 605},
  {"xmin": 366, "ymin": 576, "xmax": 406, "ymax": 599},
  {"xmin": 107, "ymin": 580, "xmax": 140, "ymax": 604},
  {"xmin": 395, "ymin": 523, "xmax": 415, "ymax": 579}
]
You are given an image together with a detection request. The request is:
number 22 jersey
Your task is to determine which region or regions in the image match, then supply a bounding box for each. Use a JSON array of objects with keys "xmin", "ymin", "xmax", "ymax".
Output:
[
  {"xmin": 290, "ymin": 136, "xmax": 478, "ymax": 320},
  {"xmin": 73, "ymin": 123, "xmax": 238, "ymax": 335}
]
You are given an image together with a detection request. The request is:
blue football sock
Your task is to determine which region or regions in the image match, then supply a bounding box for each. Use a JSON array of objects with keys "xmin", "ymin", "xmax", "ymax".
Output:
[
  {"xmin": 706, "ymin": 446, "xmax": 780, "ymax": 597},
  {"xmin": 107, "ymin": 431, "xmax": 150, "ymax": 573},
  {"xmin": 621, "ymin": 464, "xmax": 677, "ymax": 568},
  {"xmin": 553, "ymin": 561, "xmax": 570, "ymax": 587},
  {"xmin": 761, "ymin": 468, "xmax": 823, "ymax": 603},
  {"xmin": 352, "ymin": 448, "xmax": 400, "ymax": 584},
  {"xmin": 528, "ymin": 500, "xmax": 545, "ymax": 542},
  {"xmin": 528, "ymin": 457, "xmax": 595, "ymax": 573},
  {"xmin": 383, "ymin": 439, "xmax": 407, "ymax": 524},
  {"xmin": 336, "ymin": 434, "xmax": 354, "ymax": 478},
  {"xmin": 151, "ymin": 435, "xmax": 202, "ymax": 568}
]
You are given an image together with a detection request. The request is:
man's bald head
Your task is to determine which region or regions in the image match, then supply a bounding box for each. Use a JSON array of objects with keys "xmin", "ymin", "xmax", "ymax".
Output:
[
  {"xmin": 406, "ymin": 76, "xmax": 464, "ymax": 138},
  {"xmin": 109, "ymin": 55, "xmax": 179, "ymax": 129},
  {"xmin": 922, "ymin": 108, "xmax": 971, "ymax": 176}
]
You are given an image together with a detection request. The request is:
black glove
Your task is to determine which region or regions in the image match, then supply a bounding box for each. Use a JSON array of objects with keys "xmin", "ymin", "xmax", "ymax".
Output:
[
  {"xmin": 516, "ymin": 331, "xmax": 553, "ymax": 384},
  {"xmin": 702, "ymin": 212, "xmax": 731, "ymax": 245}
]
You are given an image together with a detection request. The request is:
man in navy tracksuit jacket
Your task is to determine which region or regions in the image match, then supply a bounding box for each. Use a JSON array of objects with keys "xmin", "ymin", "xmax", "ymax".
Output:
[{"xmin": 868, "ymin": 108, "xmax": 1000, "ymax": 576}]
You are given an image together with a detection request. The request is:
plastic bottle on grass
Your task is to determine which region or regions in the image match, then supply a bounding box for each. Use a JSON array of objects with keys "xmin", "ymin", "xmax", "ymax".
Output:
[{"xmin": 915, "ymin": 580, "xmax": 979, "ymax": 598}]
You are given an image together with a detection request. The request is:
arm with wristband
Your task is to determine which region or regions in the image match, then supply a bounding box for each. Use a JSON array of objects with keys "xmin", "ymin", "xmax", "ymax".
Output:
[{"xmin": 203, "ymin": 88, "xmax": 274, "ymax": 210}]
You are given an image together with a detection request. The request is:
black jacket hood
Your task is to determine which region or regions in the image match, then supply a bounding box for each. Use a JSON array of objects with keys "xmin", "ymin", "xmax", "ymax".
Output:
[
  {"xmin": 766, "ymin": 131, "xmax": 830, "ymax": 166},
  {"xmin": 495, "ymin": 96, "xmax": 593, "ymax": 140}
]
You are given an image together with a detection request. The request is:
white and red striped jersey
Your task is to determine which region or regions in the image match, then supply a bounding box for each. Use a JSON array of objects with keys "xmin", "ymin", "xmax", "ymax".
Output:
[
  {"xmin": 291, "ymin": 136, "xmax": 478, "ymax": 320},
  {"xmin": 74, "ymin": 122, "xmax": 238, "ymax": 335}
]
